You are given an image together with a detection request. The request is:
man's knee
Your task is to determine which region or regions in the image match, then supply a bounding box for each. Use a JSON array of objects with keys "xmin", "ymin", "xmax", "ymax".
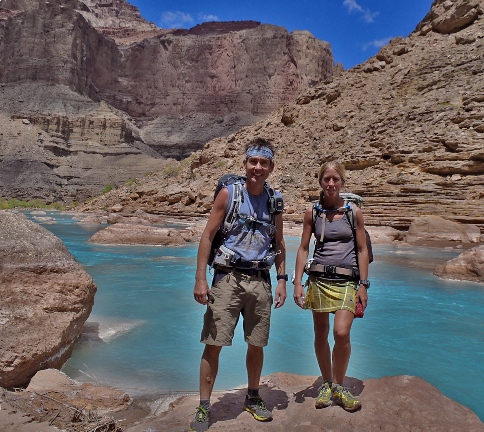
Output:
[
  {"xmin": 247, "ymin": 343, "xmax": 264, "ymax": 360},
  {"xmin": 203, "ymin": 344, "xmax": 223, "ymax": 359}
]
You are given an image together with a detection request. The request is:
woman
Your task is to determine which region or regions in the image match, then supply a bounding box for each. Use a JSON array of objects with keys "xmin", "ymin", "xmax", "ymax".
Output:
[{"xmin": 293, "ymin": 161, "xmax": 369, "ymax": 412}]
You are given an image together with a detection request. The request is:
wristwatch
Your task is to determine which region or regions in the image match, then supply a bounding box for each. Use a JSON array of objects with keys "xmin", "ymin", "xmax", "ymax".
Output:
[
  {"xmin": 276, "ymin": 274, "xmax": 288, "ymax": 281},
  {"xmin": 358, "ymin": 279, "xmax": 370, "ymax": 288}
]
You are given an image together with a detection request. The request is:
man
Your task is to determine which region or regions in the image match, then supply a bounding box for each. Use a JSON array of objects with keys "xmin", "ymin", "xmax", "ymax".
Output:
[{"xmin": 191, "ymin": 138, "xmax": 287, "ymax": 431}]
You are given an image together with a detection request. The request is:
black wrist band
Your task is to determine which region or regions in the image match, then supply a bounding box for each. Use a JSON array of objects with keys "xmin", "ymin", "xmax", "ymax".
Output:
[{"xmin": 276, "ymin": 274, "xmax": 288, "ymax": 281}]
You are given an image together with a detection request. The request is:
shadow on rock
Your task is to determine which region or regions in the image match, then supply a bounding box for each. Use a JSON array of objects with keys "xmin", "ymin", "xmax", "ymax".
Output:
[
  {"xmin": 210, "ymin": 385, "xmax": 289, "ymax": 425},
  {"xmin": 294, "ymin": 375, "xmax": 364, "ymax": 403}
]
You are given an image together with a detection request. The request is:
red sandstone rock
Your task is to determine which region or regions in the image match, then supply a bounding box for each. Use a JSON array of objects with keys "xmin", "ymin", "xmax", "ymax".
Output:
[
  {"xmin": 88, "ymin": 222, "xmax": 187, "ymax": 246},
  {"xmin": 406, "ymin": 215, "xmax": 482, "ymax": 246},
  {"xmin": 434, "ymin": 244, "xmax": 484, "ymax": 282},
  {"xmin": 0, "ymin": 211, "xmax": 96, "ymax": 388},
  {"xmin": 366, "ymin": 226, "xmax": 406, "ymax": 244},
  {"xmin": 127, "ymin": 373, "xmax": 484, "ymax": 431},
  {"xmin": 26, "ymin": 369, "xmax": 131, "ymax": 414}
]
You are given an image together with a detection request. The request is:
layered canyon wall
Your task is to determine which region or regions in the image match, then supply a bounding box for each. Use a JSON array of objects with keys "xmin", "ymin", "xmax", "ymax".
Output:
[{"xmin": 0, "ymin": 0, "xmax": 334, "ymax": 201}]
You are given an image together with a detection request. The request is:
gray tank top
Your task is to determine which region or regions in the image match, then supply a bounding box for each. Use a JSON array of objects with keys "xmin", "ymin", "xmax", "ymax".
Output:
[{"xmin": 313, "ymin": 215, "xmax": 356, "ymax": 267}]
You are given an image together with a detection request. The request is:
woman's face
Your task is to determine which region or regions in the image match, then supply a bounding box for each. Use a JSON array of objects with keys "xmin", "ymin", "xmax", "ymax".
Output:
[{"xmin": 320, "ymin": 167, "xmax": 343, "ymax": 198}]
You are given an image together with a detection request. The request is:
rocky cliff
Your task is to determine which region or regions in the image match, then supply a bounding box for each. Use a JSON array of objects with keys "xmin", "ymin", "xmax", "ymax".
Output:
[
  {"xmin": 0, "ymin": 0, "xmax": 334, "ymax": 202},
  {"xmin": 81, "ymin": 0, "xmax": 484, "ymax": 233}
]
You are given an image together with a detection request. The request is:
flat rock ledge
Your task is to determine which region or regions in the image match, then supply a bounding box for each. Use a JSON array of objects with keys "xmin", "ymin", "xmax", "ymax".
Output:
[
  {"xmin": 88, "ymin": 223, "xmax": 189, "ymax": 246},
  {"xmin": 0, "ymin": 370, "xmax": 482, "ymax": 432},
  {"xmin": 0, "ymin": 211, "xmax": 97, "ymax": 388}
]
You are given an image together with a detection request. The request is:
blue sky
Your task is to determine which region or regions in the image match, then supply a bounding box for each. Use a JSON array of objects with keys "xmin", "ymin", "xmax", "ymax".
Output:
[{"xmin": 128, "ymin": 0, "xmax": 434, "ymax": 69}]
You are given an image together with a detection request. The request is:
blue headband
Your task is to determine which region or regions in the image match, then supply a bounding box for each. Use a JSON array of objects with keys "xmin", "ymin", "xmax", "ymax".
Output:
[{"xmin": 246, "ymin": 146, "xmax": 274, "ymax": 160}]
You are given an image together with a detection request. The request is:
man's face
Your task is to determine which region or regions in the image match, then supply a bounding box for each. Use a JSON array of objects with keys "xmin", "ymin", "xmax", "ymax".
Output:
[{"xmin": 244, "ymin": 156, "xmax": 274, "ymax": 186}]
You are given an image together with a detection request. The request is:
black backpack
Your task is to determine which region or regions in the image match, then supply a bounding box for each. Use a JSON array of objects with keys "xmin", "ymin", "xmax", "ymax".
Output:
[{"xmin": 208, "ymin": 174, "xmax": 284, "ymax": 268}]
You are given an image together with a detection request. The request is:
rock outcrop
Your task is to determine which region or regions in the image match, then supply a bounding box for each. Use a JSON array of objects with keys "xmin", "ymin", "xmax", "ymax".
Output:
[
  {"xmin": 0, "ymin": 211, "xmax": 96, "ymax": 388},
  {"xmin": 2, "ymin": 371, "xmax": 483, "ymax": 431},
  {"xmin": 0, "ymin": 0, "xmax": 334, "ymax": 201},
  {"xmin": 81, "ymin": 0, "xmax": 484, "ymax": 235},
  {"xmin": 88, "ymin": 222, "xmax": 188, "ymax": 246},
  {"xmin": 406, "ymin": 215, "xmax": 482, "ymax": 246},
  {"xmin": 434, "ymin": 244, "xmax": 484, "ymax": 281}
]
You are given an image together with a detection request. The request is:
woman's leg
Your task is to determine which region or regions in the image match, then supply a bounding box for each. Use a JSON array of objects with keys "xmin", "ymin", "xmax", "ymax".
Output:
[
  {"xmin": 313, "ymin": 311, "xmax": 332, "ymax": 381},
  {"xmin": 332, "ymin": 309, "xmax": 354, "ymax": 384},
  {"xmin": 331, "ymin": 309, "xmax": 361, "ymax": 411}
]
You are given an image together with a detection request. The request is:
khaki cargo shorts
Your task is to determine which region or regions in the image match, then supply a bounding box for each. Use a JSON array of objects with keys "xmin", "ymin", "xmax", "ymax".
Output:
[{"xmin": 200, "ymin": 269, "xmax": 273, "ymax": 347}]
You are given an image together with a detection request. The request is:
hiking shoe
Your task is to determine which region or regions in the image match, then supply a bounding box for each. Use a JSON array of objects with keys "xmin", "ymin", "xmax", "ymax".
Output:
[
  {"xmin": 332, "ymin": 385, "xmax": 361, "ymax": 412},
  {"xmin": 190, "ymin": 404, "xmax": 210, "ymax": 431},
  {"xmin": 315, "ymin": 381, "xmax": 333, "ymax": 408},
  {"xmin": 243, "ymin": 395, "xmax": 273, "ymax": 421}
]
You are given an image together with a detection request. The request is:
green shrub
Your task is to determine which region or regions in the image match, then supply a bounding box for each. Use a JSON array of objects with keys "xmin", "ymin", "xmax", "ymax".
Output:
[
  {"xmin": 0, "ymin": 196, "xmax": 65, "ymax": 210},
  {"xmin": 49, "ymin": 201, "xmax": 65, "ymax": 210},
  {"xmin": 102, "ymin": 184, "xmax": 115, "ymax": 194},
  {"xmin": 162, "ymin": 163, "xmax": 182, "ymax": 178}
]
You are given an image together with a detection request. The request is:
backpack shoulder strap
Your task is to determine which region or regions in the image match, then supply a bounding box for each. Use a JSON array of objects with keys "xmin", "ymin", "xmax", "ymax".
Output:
[
  {"xmin": 222, "ymin": 181, "xmax": 244, "ymax": 234},
  {"xmin": 345, "ymin": 201, "xmax": 358, "ymax": 231},
  {"xmin": 344, "ymin": 201, "xmax": 360, "ymax": 266},
  {"xmin": 312, "ymin": 202, "xmax": 326, "ymax": 243},
  {"xmin": 264, "ymin": 182, "xmax": 284, "ymax": 221},
  {"xmin": 264, "ymin": 183, "xmax": 276, "ymax": 226}
]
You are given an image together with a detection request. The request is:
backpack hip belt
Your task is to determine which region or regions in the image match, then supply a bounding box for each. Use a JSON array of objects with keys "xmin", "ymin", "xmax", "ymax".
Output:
[
  {"xmin": 213, "ymin": 244, "xmax": 275, "ymax": 270},
  {"xmin": 306, "ymin": 261, "xmax": 359, "ymax": 280},
  {"xmin": 214, "ymin": 266, "xmax": 269, "ymax": 278}
]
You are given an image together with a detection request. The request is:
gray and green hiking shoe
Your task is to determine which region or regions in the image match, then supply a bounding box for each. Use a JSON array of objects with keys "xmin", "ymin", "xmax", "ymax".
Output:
[
  {"xmin": 315, "ymin": 381, "xmax": 333, "ymax": 408},
  {"xmin": 190, "ymin": 404, "xmax": 210, "ymax": 431},
  {"xmin": 243, "ymin": 395, "xmax": 273, "ymax": 421},
  {"xmin": 332, "ymin": 385, "xmax": 361, "ymax": 412}
]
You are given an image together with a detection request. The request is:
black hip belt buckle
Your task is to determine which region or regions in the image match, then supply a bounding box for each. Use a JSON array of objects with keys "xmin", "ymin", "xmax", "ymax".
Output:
[{"xmin": 325, "ymin": 265, "xmax": 336, "ymax": 275}]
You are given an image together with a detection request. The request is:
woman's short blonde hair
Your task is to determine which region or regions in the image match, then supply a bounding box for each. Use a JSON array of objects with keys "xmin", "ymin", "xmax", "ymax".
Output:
[{"xmin": 318, "ymin": 161, "xmax": 347, "ymax": 185}]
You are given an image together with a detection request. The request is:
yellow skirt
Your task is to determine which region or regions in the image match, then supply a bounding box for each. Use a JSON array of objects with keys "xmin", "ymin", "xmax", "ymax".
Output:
[{"xmin": 304, "ymin": 275, "xmax": 358, "ymax": 313}]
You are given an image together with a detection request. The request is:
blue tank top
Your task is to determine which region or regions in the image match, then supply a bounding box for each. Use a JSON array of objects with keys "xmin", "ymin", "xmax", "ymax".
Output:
[{"xmin": 222, "ymin": 183, "xmax": 279, "ymax": 262}]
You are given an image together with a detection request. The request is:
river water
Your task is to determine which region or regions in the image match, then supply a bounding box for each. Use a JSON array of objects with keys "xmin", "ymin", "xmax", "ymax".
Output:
[{"xmin": 27, "ymin": 212, "xmax": 484, "ymax": 420}]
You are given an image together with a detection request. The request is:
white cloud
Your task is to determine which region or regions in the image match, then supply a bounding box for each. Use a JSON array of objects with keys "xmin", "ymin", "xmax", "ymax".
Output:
[
  {"xmin": 159, "ymin": 11, "xmax": 194, "ymax": 29},
  {"xmin": 362, "ymin": 37, "xmax": 392, "ymax": 51},
  {"xmin": 343, "ymin": 0, "xmax": 379, "ymax": 23},
  {"xmin": 198, "ymin": 13, "xmax": 219, "ymax": 22},
  {"xmin": 362, "ymin": 10, "xmax": 379, "ymax": 23},
  {"xmin": 343, "ymin": 0, "xmax": 364, "ymax": 14}
]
